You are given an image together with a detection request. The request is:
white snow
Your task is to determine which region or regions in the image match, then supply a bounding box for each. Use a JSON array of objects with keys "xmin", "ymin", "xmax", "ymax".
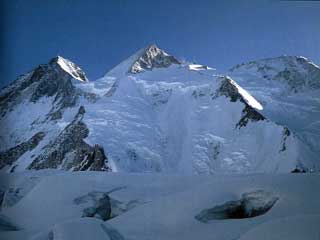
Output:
[
  {"xmin": 229, "ymin": 56, "xmax": 320, "ymax": 171},
  {"xmin": 188, "ymin": 64, "xmax": 215, "ymax": 71},
  {"xmin": 1, "ymin": 50, "xmax": 320, "ymax": 240},
  {"xmin": 0, "ymin": 171, "xmax": 319, "ymax": 240},
  {"xmin": 56, "ymin": 56, "xmax": 88, "ymax": 82},
  {"xmin": 226, "ymin": 77, "xmax": 263, "ymax": 110},
  {"xmin": 239, "ymin": 215, "xmax": 320, "ymax": 240},
  {"xmin": 76, "ymin": 62, "xmax": 300, "ymax": 174}
]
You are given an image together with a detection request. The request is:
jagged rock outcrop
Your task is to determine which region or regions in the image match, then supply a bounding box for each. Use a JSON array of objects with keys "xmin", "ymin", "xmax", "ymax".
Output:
[
  {"xmin": 214, "ymin": 76, "xmax": 266, "ymax": 128},
  {"xmin": 215, "ymin": 76, "xmax": 244, "ymax": 103},
  {"xmin": 236, "ymin": 105, "xmax": 266, "ymax": 128},
  {"xmin": 0, "ymin": 56, "xmax": 104, "ymax": 172},
  {"xmin": 74, "ymin": 144, "xmax": 109, "ymax": 171},
  {"xmin": 129, "ymin": 44, "xmax": 180, "ymax": 73},
  {"xmin": 280, "ymin": 127, "xmax": 291, "ymax": 152},
  {"xmin": 27, "ymin": 106, "xmax": 111, "ymax": 171},
  {"xmin": 0, "ymin": 56, "xmax": 92, "ymax": 122},
  {"xmin": 0, "ymin": 132, "xmax": 45, "ymax": 170}
]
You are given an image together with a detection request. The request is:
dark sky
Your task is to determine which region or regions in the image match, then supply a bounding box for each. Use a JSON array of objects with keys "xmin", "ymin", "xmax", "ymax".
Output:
[{"xmin": 1, "ymin": 0, "xmax": 320, "ymax": 87}]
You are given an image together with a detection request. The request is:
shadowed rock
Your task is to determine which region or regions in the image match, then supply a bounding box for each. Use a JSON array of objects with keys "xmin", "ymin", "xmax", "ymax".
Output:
[
  {"xmin": 195, "ymin": 190, "xmax": 279, "ymax": 222},
  {"xmin": 0, "ymin": 132, "xmax": 45, "ymax": 170},
  {"xmin": 214, "ymin": 76, "xmax": 266, "ymax": 128},
  {"xmin": 0, "ymin": 215, "xmax": 20, "ymax": 232},
  {"xmin": 129, "ymin": 44, "xmax": 180, "ymax": 73},
  {"xmin": 28, "ymin": 106, "xmax": 111, "ymax": 171}
]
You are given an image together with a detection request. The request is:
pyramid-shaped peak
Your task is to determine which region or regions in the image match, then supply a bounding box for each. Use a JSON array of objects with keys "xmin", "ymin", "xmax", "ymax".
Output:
[
  {"xmin": 129, "ymin": 44, "xmax": 181, "ymax": 73},
  {"xmin": 143, "ymin": 44, "xmax": 169, "ymax": 55},
  {"xmin": 144, "ymin": 44, "xmax": 168, "ymax": 54},
  {"xmin": 52, "ymin": 55, "xmax": 89, "ymax": 82}
]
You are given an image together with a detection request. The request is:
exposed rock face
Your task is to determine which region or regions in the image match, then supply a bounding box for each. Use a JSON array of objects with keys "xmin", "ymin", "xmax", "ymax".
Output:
[
  {"xmin": 30, "ymin": 59, "xmax": 86, "ymax": 120},
  {"xmin": 214, "ymin": 76, "xmax": 266, "ymax": 128},
  {"xmin": 0, "ymin": 56, "xmax": 106, "ymax": 172},
  {"xmin": 0, "ymin": 56, "xmax": 89, "ymax": 121},
  {"xmin": 74, "ymin": 144, "xmax": 109, "ymax": 171},
  {"xmin": 280, "ymin": 127, "xmax": 291, "ymax": 152},
  {"xmin": 215, "ymin": 77, "xmax": 243, "ymax": 103},
  {"xmin": 236, "ymin": 105, "xmax": 266, "ymax": 128},
  {"xmin": 129, "ymin": 44, "xmax": 180, "ymax": 73},
  {"xmin": 27, "ymin": 106, "xmax": 111, "ymax": 171},
  {"xmin": 0, "ymin": 72, "xmax": 36, "ymax": 118},
  {"xmin": 0, "ymin": 132, "xmax": 45, "ymax": 170},
  {"xmin": 195, "ymin": 190, "xmax": 278, "ymax": 222}
]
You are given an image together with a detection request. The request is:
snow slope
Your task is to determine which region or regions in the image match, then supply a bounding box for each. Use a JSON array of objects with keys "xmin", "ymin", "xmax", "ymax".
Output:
[
  {"xmin": 0, "ymin": 171, "xmax": 319, "ymax": 240},
  {"xmin": 0, "ymin": 46, "xmax": 317, "ymax": 173},
  {"xmin": 1, "ymin": 46, "xmax": 320, "ymax": 240},
  {"xmin": 78, "ymin": 63, "xmax": 302, "ymax": 174},
  {"xmin": 229, "ymin": 56, "xmax": 320, "ymax": 170}
]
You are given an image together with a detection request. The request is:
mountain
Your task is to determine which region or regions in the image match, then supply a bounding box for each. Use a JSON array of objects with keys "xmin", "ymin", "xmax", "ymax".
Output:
[
  {"xmin": 129, "ymin": 44, "xmax": 181, "ymax": 73},
  {"xmin": 229, "ymin": 55, "xmax": 320, "ymax": 169},
  {"xmin": 0, "ymin": 56, "xmax": 109, "ymax": 172},
  {"xmin": 229, "ymin": 56, "xmax": 320, "ymax": 92},
  {"xmin": 0, "ymin": 46, "xmax": 318, "ymax": 173},
  {"xmin": 1, "ymin": 46, "xmax": 320, "ymax": 240}
]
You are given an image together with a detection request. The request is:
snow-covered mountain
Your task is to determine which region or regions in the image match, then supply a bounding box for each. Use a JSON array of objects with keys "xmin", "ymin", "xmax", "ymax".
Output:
[
  {"xmin": 0, "ymin": 45, "xmax": 318, "ymax": 173},
  {"xmin": 1, "ymin": 45, "xmax": 320, "ymax": 240},
  {"xmin": 0, "ymin": 56, "xmax": 109, "ymax": 172},
  {"xmin": 229, "ymin": 55, "xmax": 320, "ymax": 170}
]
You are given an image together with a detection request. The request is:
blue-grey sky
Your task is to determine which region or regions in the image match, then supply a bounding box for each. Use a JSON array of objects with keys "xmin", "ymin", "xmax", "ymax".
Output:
[{"xmin": 1, "ymin": 0, "xmax": 320, "ymax": 87}]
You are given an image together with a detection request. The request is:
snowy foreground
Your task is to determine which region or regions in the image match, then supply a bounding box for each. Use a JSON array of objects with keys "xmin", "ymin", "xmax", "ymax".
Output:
[{"xmin": 1, "ymin": 171, "xmax": 320, "ymax": 240}]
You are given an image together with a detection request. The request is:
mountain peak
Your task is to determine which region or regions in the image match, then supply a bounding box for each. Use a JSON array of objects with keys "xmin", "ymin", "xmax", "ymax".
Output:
[
  {"xmin": 129, "ymin": 44, "xmax": 181, "ymax": 73},
  {"xmin": 229, "ymin": 55, "xmax": 320, "ymax": 92},
  {"xmin": 230, "ymin": 55, "xmax": 319, "ymax": 72},
  {"xmin": 51, "ymin": 56, "xmax": 89, "ymax": 82}
]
